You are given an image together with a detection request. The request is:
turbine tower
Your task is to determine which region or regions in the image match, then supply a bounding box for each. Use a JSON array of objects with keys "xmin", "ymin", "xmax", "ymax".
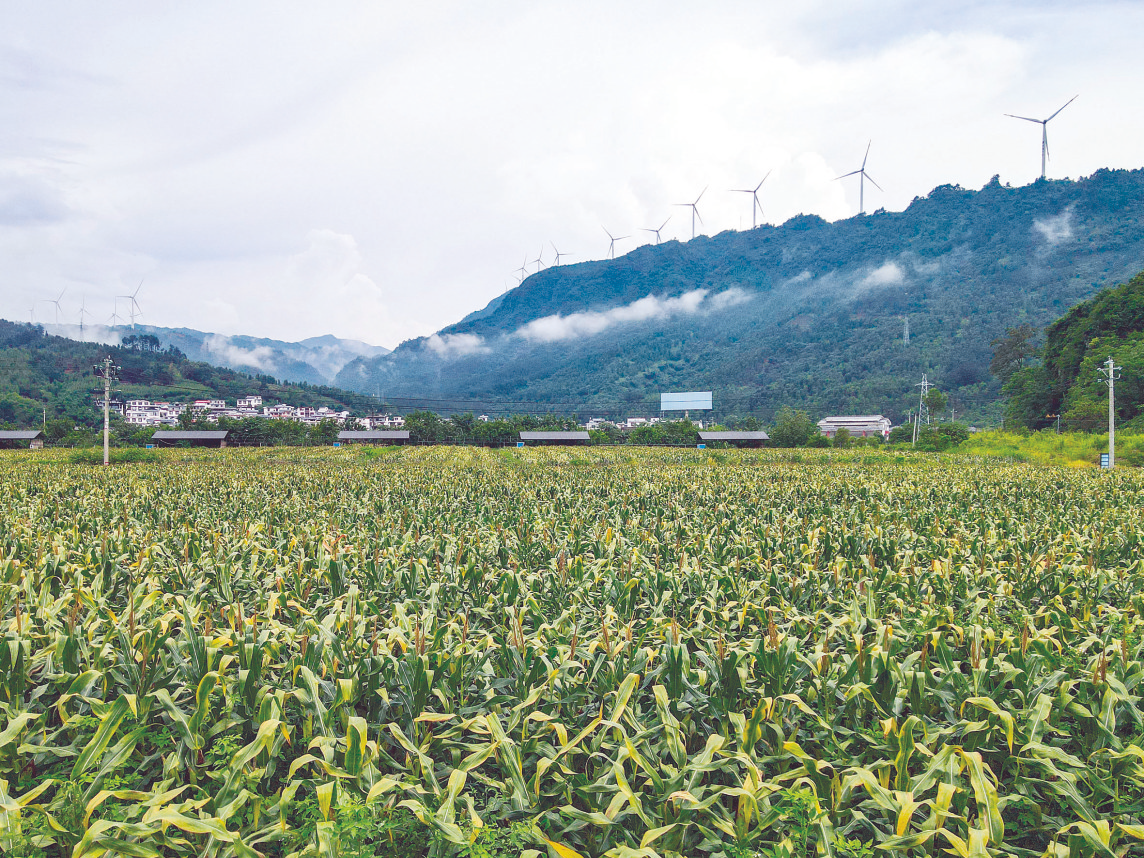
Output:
[
  {"xmin": 731, "ymin": 171, "xmax": 771, "ymax": 229},
  {"xmin": 641, "ymin": 216, "xmax": 671, "ymax": 245},
  {"xmin": 119, "ymin": 280, "xmax": 143, "ymax": 329},
  {"xmin": 603, "ymin": 226, "xmax": 629, "ymax": 260},
  {"xmin": 551, "ymin": 242, "xmax": 571, "ymax": 265},
  {"xmin": 674, "ymin": 187, "xmax": 706, "ymax": 239},
  {"xmin": 1005, "ymin": 95, "xmax": 1078, "ymax": 180},
  {"xmin": 835, "ymin": 141, "xmax": 882, "ymax": 215}
]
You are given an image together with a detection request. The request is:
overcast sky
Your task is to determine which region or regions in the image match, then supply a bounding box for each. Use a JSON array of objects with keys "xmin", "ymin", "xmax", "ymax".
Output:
[{"xmin": 2, "ymin": 1, "xmax": 1141, "ymax": 348}]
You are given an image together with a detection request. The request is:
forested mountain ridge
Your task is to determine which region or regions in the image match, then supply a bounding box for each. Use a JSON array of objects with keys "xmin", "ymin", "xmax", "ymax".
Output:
[
  {"xmin": 0, "ymin": 320, "xmax": 378, "ymax": 428},
  {"xmin": 337, "ymin": 168, "xmax": 1144, "ymax": 424},
  {"xmin": 42, "ymin": 323, "xmax": 389, "ymax": 386}
]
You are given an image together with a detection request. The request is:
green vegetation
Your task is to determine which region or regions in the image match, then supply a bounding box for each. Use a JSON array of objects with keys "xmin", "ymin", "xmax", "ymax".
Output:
[
  {"xmin": 341, "ymin": 169, "xmax": 1144, "ymax": 425},
  {"xmin": 1005, "ymin": 270, "xmax": 1144, "ymax": 430},
  {"xmin": 4, "ymin": 447, "xmax": 1144, "ymax": 857}
]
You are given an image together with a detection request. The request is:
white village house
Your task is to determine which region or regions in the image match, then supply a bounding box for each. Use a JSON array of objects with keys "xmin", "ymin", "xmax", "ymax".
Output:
[{"xmin": 817, "ymin": 414, "xmax": 893, "ymax": 439}]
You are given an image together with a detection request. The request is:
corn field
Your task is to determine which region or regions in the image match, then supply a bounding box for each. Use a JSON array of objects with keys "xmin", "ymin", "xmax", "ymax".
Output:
[{"xmin": 4, "ymin": 446, "xmax": 1144, "ymax": 858}]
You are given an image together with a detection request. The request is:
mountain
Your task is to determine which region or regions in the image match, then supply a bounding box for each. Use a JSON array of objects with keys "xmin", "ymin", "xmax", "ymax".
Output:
[
  {"xmin": 336, "ymin": 168, "xmax": 1144, "ymax": 424},
  {"xmin": 44, "ymin": 323, "xmax": 389, "ymax": 386},
  {"xmin": 0, "ymin": 320, "xmax": 379, "ymax": 428}
]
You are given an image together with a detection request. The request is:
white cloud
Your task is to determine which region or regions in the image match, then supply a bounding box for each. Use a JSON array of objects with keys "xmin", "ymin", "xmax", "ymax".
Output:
[
  {"xmin": 204, "ymin": 334, "xmax": 276, "ymax": 372},
  {"xmin": 708, "ymin": 287, "xmax": 752, "ymax": 311},
  {"xmin": 861, "ymin": 261, "xmax": 906, "ymax": 288},
  {"xmin": 1033, "ymin": 209, "xmax": 1074, "ymax": 246},
  {"xmin": 426, "ymin": 332, "xmax": 487, "ymax": 357},
  {"xmin": 515, "ymin": 290, "xmax": 706, "ymax": 343},
  {"xmin": 514, "ymin": 287, "xmax": 750, "ymax": 343}
]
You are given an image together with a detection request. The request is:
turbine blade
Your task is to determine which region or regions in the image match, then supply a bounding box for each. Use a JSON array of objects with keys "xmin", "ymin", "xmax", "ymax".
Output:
[
  {"xmin": 835, "ymin": 170, "xmax": 862, "ymax": 180},
  {"xmin": 862, "ymin": 140, "xmax": 871, "ymax": 169},
  {"xmin": 865, "ymin": 173, "xmax": 884, "ymax": 192},
  {"xmin": 1005, "ymin": 113, "xmax": 1042, "ymax": 124},
  {"xmin": 758, "ymin": 169, "xmax": 772, "ymax": 189},
  {"xmin": 695, "ymin": 186, "xmax": 707, "ymax": 204},
  {"xmin": 658, "ymin": 217, "xmax": 670, "ymax": 230},
  {"xmin": 1046, "ymin": 94, "xmax": 1079, "ymax": 122},
  {"xmin": 603, "ymin": 226, "xmax": 614, "ymax": 239}
]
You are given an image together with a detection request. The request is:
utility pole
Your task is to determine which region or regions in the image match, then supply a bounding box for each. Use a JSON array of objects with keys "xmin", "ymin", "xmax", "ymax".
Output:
[
  {"xmin": 1098, "ymin": 356, "xmax": 1122, "ymax": 469},
  {"xmin": 93, "ymin": 356, "xmax": 120, "ymax": 466},
  {"xmin": 913, "ymin": 374, "xmax": 931, "ymax": 445}
]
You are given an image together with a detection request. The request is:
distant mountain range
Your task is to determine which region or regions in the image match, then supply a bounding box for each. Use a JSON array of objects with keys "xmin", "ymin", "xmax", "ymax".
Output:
[
  {"xmin": 0, "ymin": 320, "xmax": 380, "ymax": 429},
  {"xmin": 44, "ymin": 323, "xmax": 389, "ymax": 386},
  {"xmin": 335, "ymin": 169, "xmax": 1144, "ymax": 424}
]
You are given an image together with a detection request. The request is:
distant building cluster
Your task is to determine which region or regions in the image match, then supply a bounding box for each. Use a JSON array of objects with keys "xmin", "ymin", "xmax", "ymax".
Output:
[
  {"xmin": 105, "ymin": 394, "xmax": 408, "ymax": 430},
  {"xmin": 102, "ymin": 395, "xmax": 893, "ymax": 439},
  {"xmin": 585, "ymin": 416, "xmax": 705, "ymax": 430}
]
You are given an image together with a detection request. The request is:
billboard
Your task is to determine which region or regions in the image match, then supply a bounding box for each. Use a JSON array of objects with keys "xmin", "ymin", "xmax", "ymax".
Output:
[{"xmin": 660, "ymin": 391, "xmax": 713, "ymax": 411}]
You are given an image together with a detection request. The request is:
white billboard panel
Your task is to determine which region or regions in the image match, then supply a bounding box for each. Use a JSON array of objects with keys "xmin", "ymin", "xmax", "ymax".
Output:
[{"xmin": 660, "ymin": 391, "xmax": 713, "ymax": 411}]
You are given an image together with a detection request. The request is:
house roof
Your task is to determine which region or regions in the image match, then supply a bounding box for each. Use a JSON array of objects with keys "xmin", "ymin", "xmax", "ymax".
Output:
[
  {"xmin": 699, "ymin": 431, "xmax": 771, "ymax": 441},
  {"xmin": 520, "ymin": 431, "xmax": 591, "ymax": 441},
  {"xmin": 338, "ymin": 430, "xmax": 410, "ymax": 440},
  {"xmin": 0, "ymin": 430, "xmax": 43, "ymax": 440},
  {"xmin": 150, "ymin": 430, "xmax": 229, "ymax": 440},
  {"xmin": 817, "ymin": 415, "xmax": 890, "ymax": 425}
]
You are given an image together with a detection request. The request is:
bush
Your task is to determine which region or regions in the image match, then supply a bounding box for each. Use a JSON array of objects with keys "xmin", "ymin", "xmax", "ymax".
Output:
[{"xmin": 769, "ymin": 407, "xmax": 817, "ymax": 447}]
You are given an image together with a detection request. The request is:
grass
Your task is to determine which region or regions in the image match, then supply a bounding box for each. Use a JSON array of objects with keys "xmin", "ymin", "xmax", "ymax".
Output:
[{"xmin": 956, "ymin": 428, "xmax": 1144, "ymax": 467}]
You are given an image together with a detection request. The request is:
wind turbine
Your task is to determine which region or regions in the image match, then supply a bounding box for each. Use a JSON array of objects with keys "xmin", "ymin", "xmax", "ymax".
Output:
[
  {"xmin": 674, "ymin": 187, "xmax": 706, "ymax": 239},
  {"xmin": 1005, "ymin": 95, "xmax": 1078, "ymax": 180},
  {"xmin": 551, "ymin": 242, "xmax": 572, "ymax": 265},
  {"xmin": 514, "ymin": 258, "xmax": 528, "ymax": 283},
  {"xmin": 835, "ymin": 141, "xmax": 882, "ymax": 215},
  {"xmin": 532, "ymin": 246, "xmax": 545, "ymax": 273},
  {"xmin": 107, "ymin": 299, "xmax": 124, "ymax": 327},
  {"xmin": 731, "ymin": 171, "xmax": 771, "ymax": 229},
  {"xmin": 641, "ymin": 216, "xmax": 671, "ymax": 245},
  {"xmin": 603, "ymin": 226, "xmax": 629, "ymax": 260},
  {"xmin": 45, "ymin": 287, "xmax": 66, "ymax": 324},
  {"xmin": 79, "ymin": 296, "xmax": 91, "ymax": 337},
  {"xmin": 119, "ymin": 279, "xmax": 143, "ymax": 329}
]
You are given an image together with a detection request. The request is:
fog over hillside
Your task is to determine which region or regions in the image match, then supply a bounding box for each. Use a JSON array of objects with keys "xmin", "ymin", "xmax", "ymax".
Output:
[{"xmin": 44, "ymin": 323, "xmax": 389, "ymax": 386}]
